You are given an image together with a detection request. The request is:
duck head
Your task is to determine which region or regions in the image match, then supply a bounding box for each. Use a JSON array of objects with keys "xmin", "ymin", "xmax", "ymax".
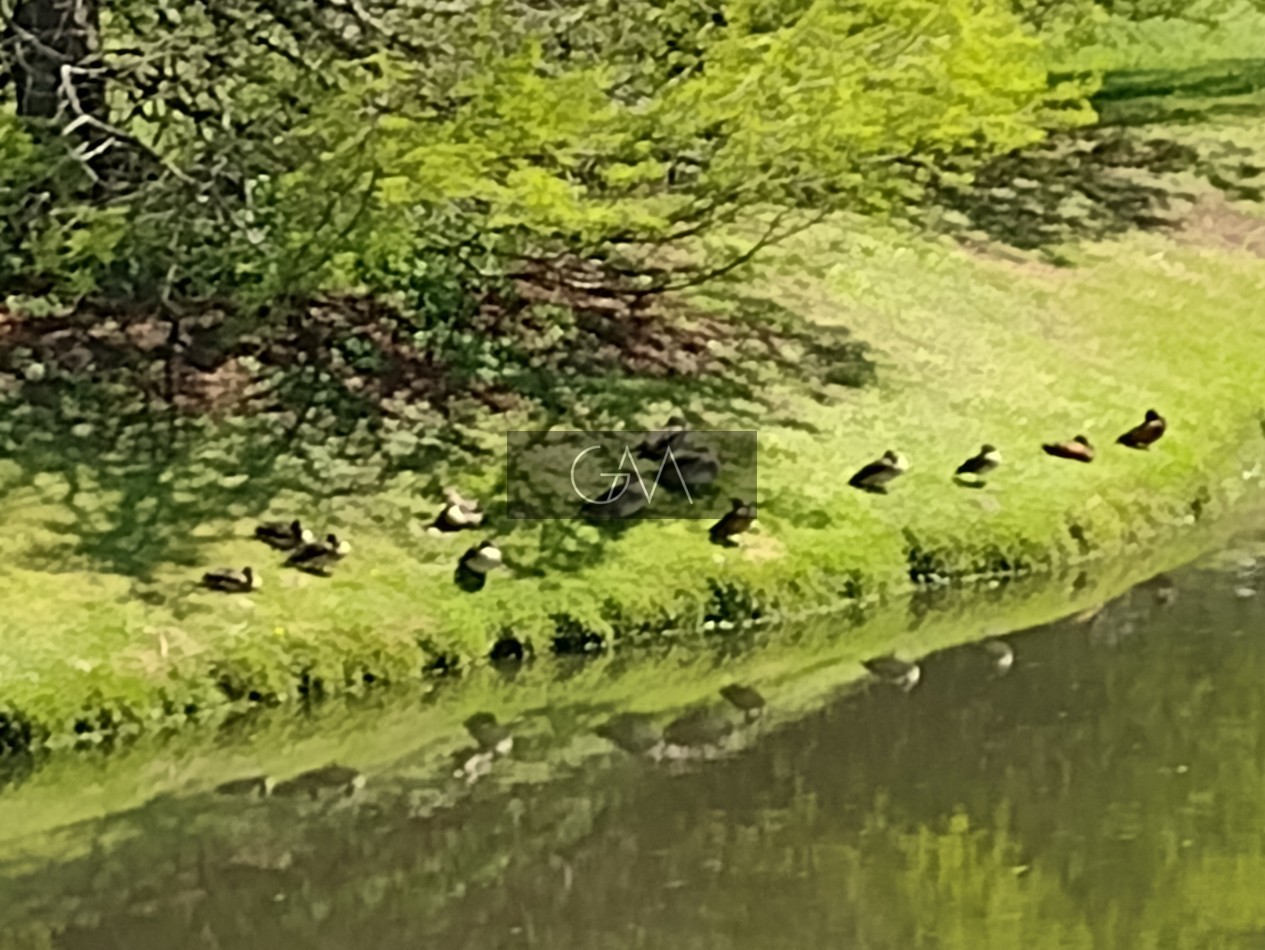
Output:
[
  {"xmin": 292, "ymin": 521, "xmax": 316, "ymax": 544},
  {"xmin": 666, "ymin": 415, "xmax": 687, "ymax": 429},
  {"xmin": 475, "ymin": 540, "xmax": 504, "ymax": 564},
  {"xmin": 730, "ymin": 497, "xmax": 747, "ymax": 510},
  {"xmin": 1074, "ymin": 435, "xmax": 1092, "ymax": 447},
  {"xmin": 1145, "ymin": 409, "xmax": 1162, "ymax": 422},
  {"xmin": 243, "ymin": 567, "xmax": 259, "ymax": 588},
  {"xmin": 980, "ymin": 444, "xmax": 997, "ymax": 454},
  {"xmin": 326, "ymin": 534, "xmax": 352, "ymax": 556},
  {"xmin": 465, "ymin": 711, "xmax": 499, "ymax": 730}
]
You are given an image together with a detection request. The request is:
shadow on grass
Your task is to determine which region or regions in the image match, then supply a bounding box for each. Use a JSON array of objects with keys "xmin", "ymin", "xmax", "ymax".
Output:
[
  {"xmin": 488, "ymin": 286, "xmax": 876, "ymax": 585},
  {"xmin": 2, "ymin": 360, "xmax": 467, "ymax": 581},
  {"xmin": 1, "ymin": 285, "xmax": 877, "ymax": 593},
  {"xmin": 930, "ymin": 59, "xmax": 1265, "ymax": 256}
]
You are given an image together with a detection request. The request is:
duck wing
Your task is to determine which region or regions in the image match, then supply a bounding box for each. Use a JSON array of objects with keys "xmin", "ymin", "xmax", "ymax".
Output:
[
  {"xmin": 862, "ymin": 656, "xmax": 911, "ymax": 679},
  {"xmin": 955, "ymin": 454, "xmax": 985, "ymax": 475},
  {"xmin": 1116, "ymin": 420, "xmax": 1164, "ymax": 447},
  {"xmin": 286, "ymin": 542, "xmax": 327, "ymax": 566},
  {"xmin": 1043, "ymin": 442, "xmax": 1092, "ymax": 461},
  {"xmin": 255, "ymin": 522, "xmax": 299, "ymax": 548},
  {"xmin": 708, "ymin": 512, "xmax": 737, "ymax": 541},
  {"xmin": 202, "ymin": 569, "xmax": 246, "ymax": 591},
  {"xmin": 848, "ymin": 460, "xmax": 887, "ymax": 486}
]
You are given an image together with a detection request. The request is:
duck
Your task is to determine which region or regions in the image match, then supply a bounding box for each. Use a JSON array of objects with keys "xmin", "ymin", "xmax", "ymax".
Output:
[
  {"xmin": 1042, "ymin": 435, "xmax": 1094, "ymax": 463},
  {"xmin": 455, "ymin": 540, "xmax": 504, "ymax": 592},
  {"xmin": 849, "ymin": 450, "xmax": 909, "ymax": 493},
  {"xmin": 254, "ymin": 519, "xmax": 314, "ymax": 551},
  {"xmin": 462, "ymin": 539, "xmax": 504, "ymax": 575},
  {"xmin": 980, "ymin": 638, "xmax": 1015, "ymax": 673},
  {"xmin": 663, "ymin": 708, "xmax": 735, "ymax": 756},
  {"xmin": 636, "ymin": 416, "xmax": 689, "ymax": 460},
  {"xmin": 709, "ymin": 498, "xmax": 756, "ymax": 546},
  {"xmin": 431, "ymin": 487, "xmax": 485, "ymax": 532},
  {"xmin": 954, "ymin": 444, "xmax": 1002, "ymax": 482},
  {"xmin": 457, "ymin": 541, "xmax": 500, "ymax": 594},
  {"xmin": 1116, "ymin": 409, "xmax": 1166, "ymax": 449},
  {"xmin": 719, "ymin": 684, "xmax": 766, "ymax": 722},
  {"xmin": 202, "ymin": 566, "xmax": 260, "ymax": 593},
  {"xmin": 658, "ymin": 445, "xmax": 722, "ymax": 494},
  {"xmin": 272, "ymin": 764, "xmax": 365, "ymax": 800},
  {"xmin": 463, "ymin": 712, "xmax": 514, "ymax": 756},
  {"xmin": 285, "ymin": 534, "xmax": 351, "ymax": 575},
  {"xmin": 596, "ymin": 713, "xmax": 665, "ymax": 758},
  {"xmin": 862, "ymin": 655, "xmax": 922, "ymax": 691},
  {"xmin": 214, "ymin": 775, "xmax": 274, "ymax": 797}
]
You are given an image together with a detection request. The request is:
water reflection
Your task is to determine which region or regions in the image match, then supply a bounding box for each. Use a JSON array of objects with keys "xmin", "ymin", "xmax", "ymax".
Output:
[{"xmin": 3, "ymin": 554, "xmax": 1265, "ymax": 949}]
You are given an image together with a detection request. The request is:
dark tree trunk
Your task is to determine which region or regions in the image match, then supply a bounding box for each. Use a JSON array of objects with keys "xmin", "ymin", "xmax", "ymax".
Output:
[{"xmin": 6, "ymin": 0, "xmax": 103, "ymax": 122}]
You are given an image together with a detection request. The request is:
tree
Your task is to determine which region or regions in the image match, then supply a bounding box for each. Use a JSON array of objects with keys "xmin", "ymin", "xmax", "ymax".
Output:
[{"xmin": 4, "ymin": 0, "xmax": 103, "ymax": 120}]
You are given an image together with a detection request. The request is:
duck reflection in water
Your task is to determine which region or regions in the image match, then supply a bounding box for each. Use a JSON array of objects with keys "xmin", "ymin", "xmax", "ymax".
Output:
[
  {"xmin": 862, "ymin": 655, "xmax": 922, "ymax": 692},
  {"xmin": 451, "ymin": 747, "xmax": 496, "ymax": 785},
  {"xmin": 596, "ymin": 713, "xmax": 666, "ymax": 761},
  {"xmin": 980, "ymin": 638, "xmax": 1015, "ymax": 675},
  {"xmin": 719, "ymin": 683, "xmax": 766, "ymax": 722},
  {"xmin": 662, "ymin": 709, "xmax": 735, "ymax": 760},
  {"xmin": 463, "ymin": 712, "xmax": 514, "ymax": 756}
]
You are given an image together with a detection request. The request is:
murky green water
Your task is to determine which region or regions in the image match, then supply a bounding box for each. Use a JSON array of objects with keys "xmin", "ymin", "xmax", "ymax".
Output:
[{"xmin": 2, "ymin": 538, "xmax": 1264, "ymax": 950}]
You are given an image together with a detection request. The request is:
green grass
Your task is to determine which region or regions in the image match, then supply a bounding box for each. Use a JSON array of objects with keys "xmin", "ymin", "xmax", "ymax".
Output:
[
  {"xmin": 1049, "ymin": 2, "xmax": 1265, "ymax": 75},
  {"xmin": 3, "ymin": 199, "xmax": 1265, "ymax": 749}
]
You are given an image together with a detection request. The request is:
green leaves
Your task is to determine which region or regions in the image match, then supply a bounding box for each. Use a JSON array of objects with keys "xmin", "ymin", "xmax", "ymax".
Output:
[{"xmin": 0, "ymin": 0, "xmax": 1093, "ymax": 319}]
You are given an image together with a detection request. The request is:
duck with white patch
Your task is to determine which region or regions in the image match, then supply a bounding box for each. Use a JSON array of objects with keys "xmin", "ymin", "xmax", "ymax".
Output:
[
  {"xmin": 954, "ymin": 444, "xmax": 1002, "ymax": 485},
  {"xmin": 254, "ymin": 519, "xmax": 314, "ymax": 551},
  {"xmin": 431, "ymin": 487, "xmax": 485, "ymax": 533},
  {"xmin": 455, "ymin": 539, "xmax": 504, "ymax": 592},
  {"xmin": 849, "ymin": 450, "xmax": 909, "ymax": 493},
  {"xmin": 285, "ymin": 534, "xmax": 351, "ymax": 576},
  {"xmin": 709, "ymin": 498, "xmax": 756, "ymax": 546}
]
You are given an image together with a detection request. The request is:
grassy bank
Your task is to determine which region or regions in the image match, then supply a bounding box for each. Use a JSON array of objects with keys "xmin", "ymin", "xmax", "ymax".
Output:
[
  {"xmin": 5, "ymin": 55, "xmax": 1265, "ymax": 750},
  {"xmin": 4, "ymin": 211, "xmax": 1265, "ymax": 751}
]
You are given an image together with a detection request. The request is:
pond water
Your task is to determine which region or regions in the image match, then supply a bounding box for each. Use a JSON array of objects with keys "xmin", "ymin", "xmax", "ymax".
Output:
[{"xmin": 1, "ymin": 534, "xmax": 1264, "ymax": 950}]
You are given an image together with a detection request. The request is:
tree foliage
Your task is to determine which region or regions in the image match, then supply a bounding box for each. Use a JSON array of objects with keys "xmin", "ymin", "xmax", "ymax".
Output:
[{"xmin": 0, "ymin": 0, "xmax": 1091, "ymax": 315}]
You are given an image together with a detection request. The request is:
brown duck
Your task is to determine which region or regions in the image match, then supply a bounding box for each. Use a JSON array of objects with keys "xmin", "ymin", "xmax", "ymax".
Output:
[
  {"xmin": 709, "ymin": 498, "xmax": 756, "ymax": 546},
  {"xmin": 1116, "ymin": 409, "xmax": 1166, "ymax": 449}
]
